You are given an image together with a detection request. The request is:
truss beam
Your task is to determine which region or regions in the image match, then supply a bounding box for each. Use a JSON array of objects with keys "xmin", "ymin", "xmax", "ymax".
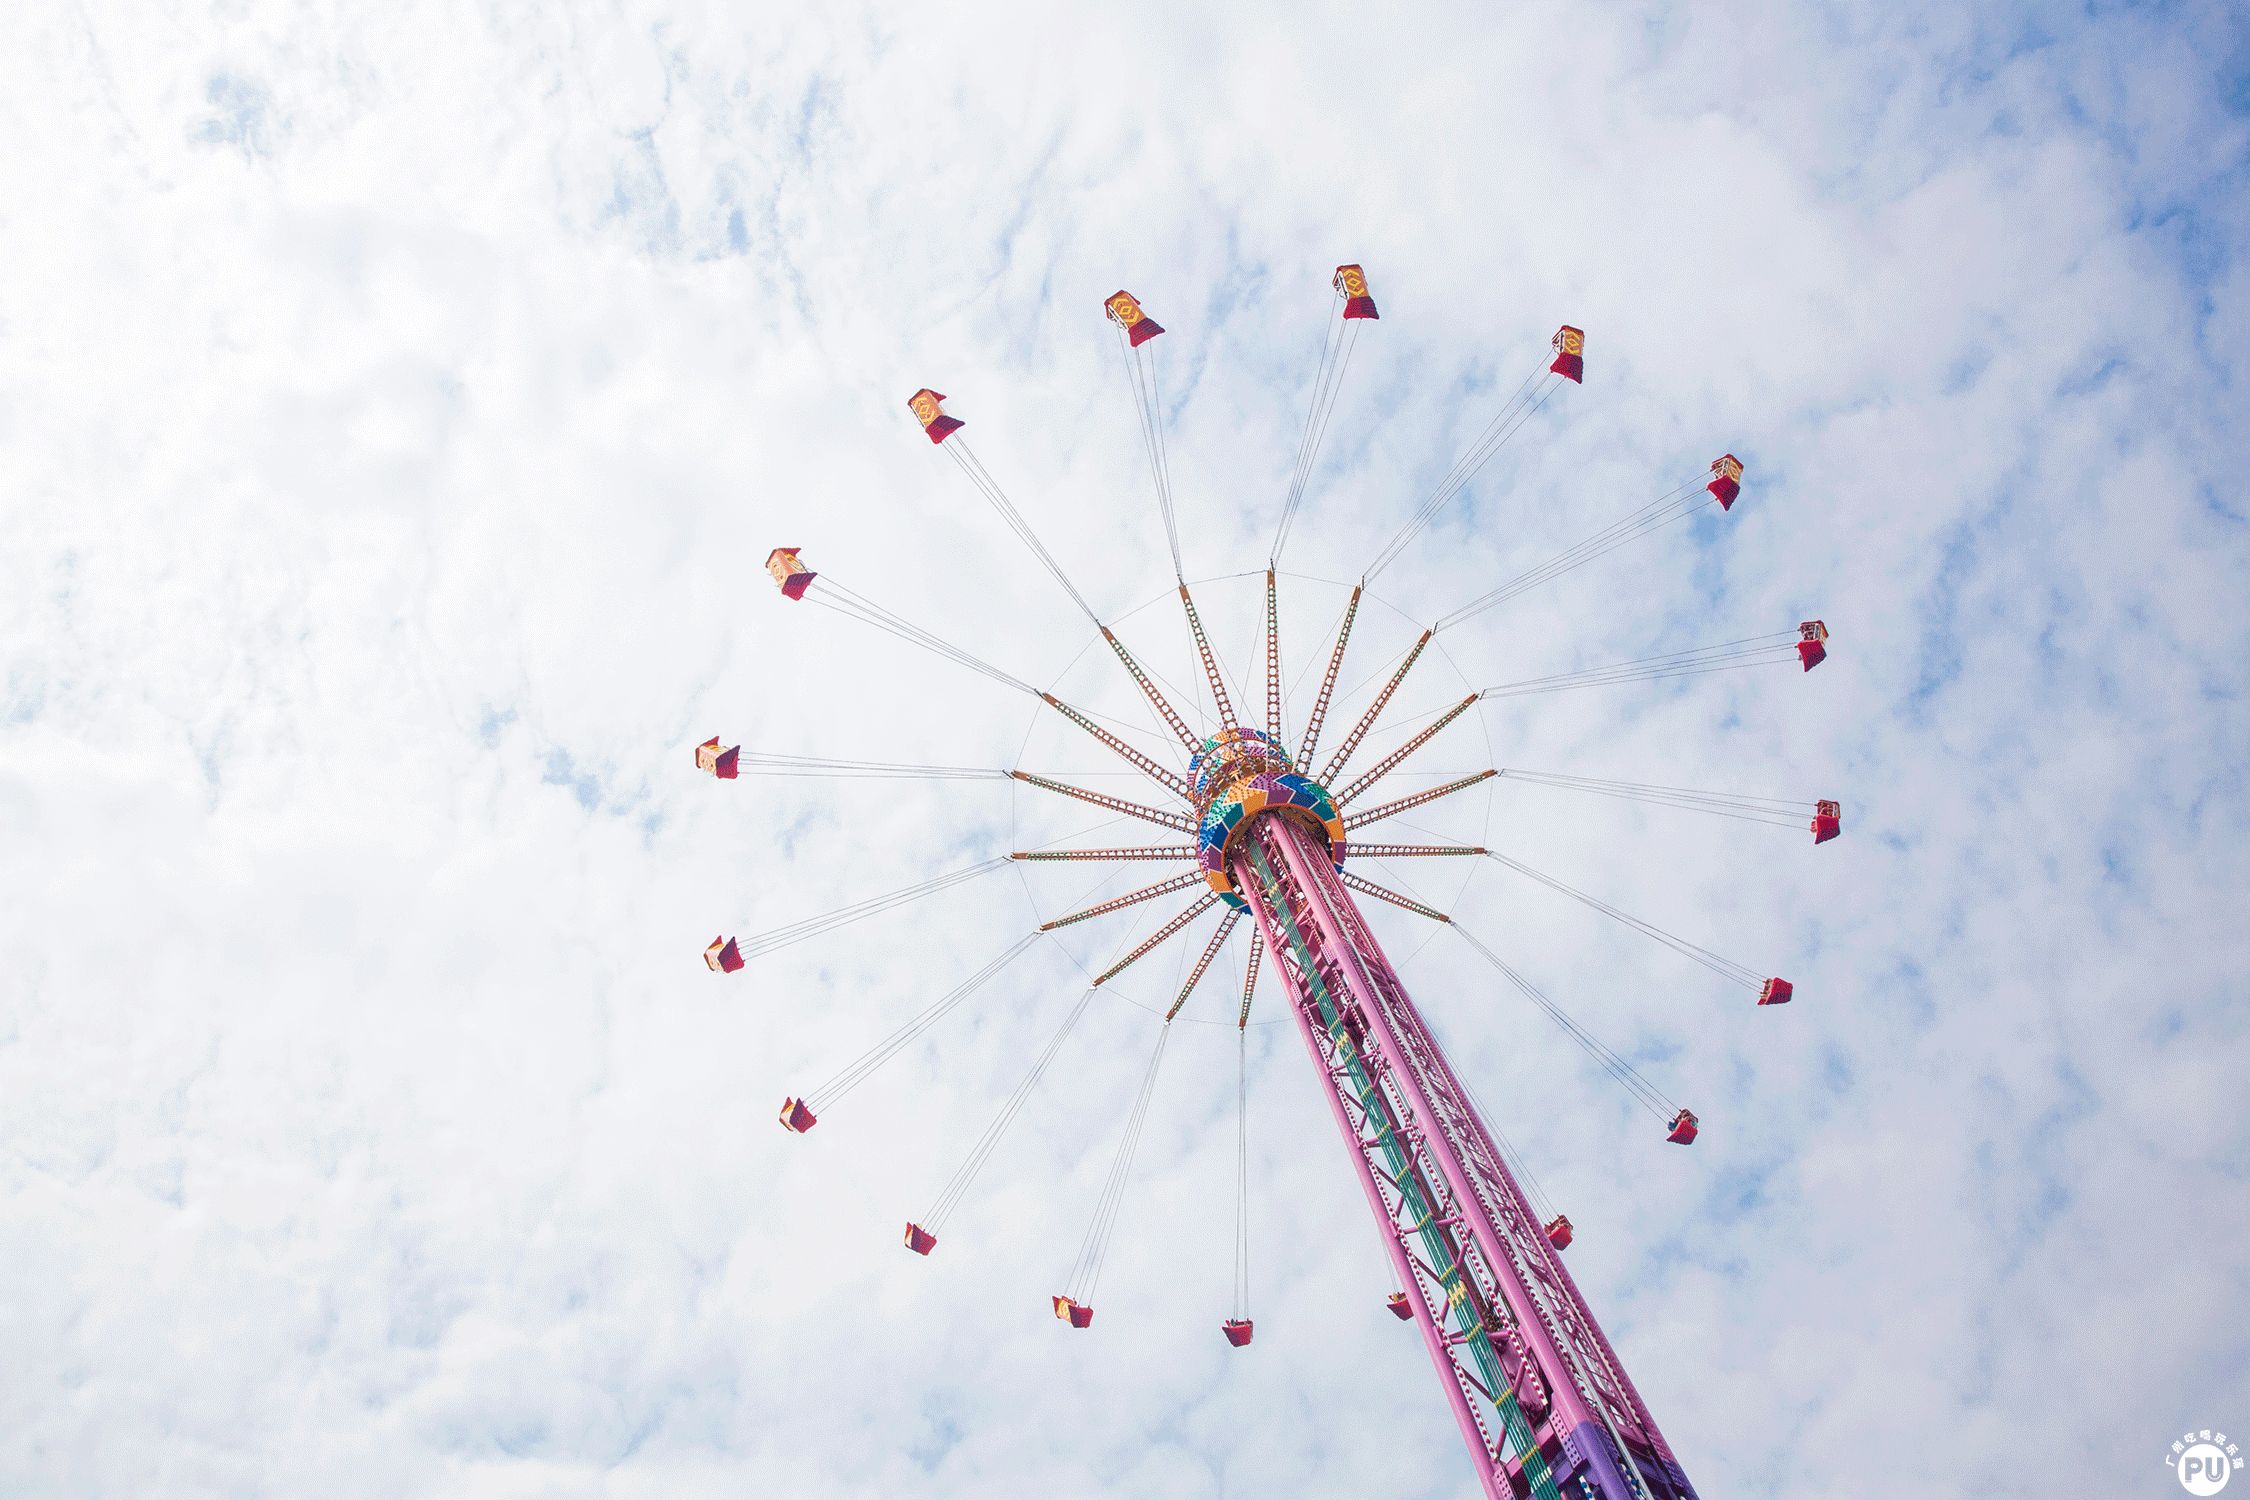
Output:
[
  {"xmin": 1179, "ymin": 583, "xmax": 1238, "ymax": 731},
  {"xmin": 1340, "ymin": 871, "xmax": 1451, "ymax": 922},
  {"xmin": 1102, "ymin": 626, "xmax": 1203, "ymax": 752},
  {"xmin": 1344, "ymin": 770, "xmax": 1499, "ymax": 832},
  {"xmin": 1166, "ymin": 909, "xmax": 1245, "ymax": 1020},
  {"xmin": 1264, "ymin": 568, "xmax": 1284, "ymax": 743},
  {"xmin": 1337, "ymin": 693, "xmax": 1481, "ymax": 806},
  {"xmin": 1012, "ymin": 846, "xmax": 1196, "ymax": 862},
  {"xmin": 1041, "ymin": 871, "xmax": 1206, "ymax": 932},
  {"xmin": 1297, "ymin": 585, "xmax": 1363, "ymax": 767},
  {"xmin": 1042, "ymin": 692, "xmax": 1190, "ymax": 799},
  {"xmin": 1322, "ymin": 628, "xmax": 1433, "ymax": 784},
  {"xmin": 1012, "ymin": 771, "xmax": 1195, "ymax": 833},
  {"xmin": 1094, "ymin": 895, "xmax": 1221, "ymax": 986}
]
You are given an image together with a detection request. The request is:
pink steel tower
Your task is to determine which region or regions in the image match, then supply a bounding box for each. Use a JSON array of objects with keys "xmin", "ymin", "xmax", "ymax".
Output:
[
  {"xmin": 1170, "ymin": 706, "xmax": 1692, "ymax": 1500},
  {"xmin": 1234, "ymin": 806, "xmax": 1697, "ymax": 1500}
]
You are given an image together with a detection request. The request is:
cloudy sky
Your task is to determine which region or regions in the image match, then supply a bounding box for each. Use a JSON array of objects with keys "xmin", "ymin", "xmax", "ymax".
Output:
[{"xmin": 4, "ymin": 3, "xmax": 2247, "ymax": 1497}]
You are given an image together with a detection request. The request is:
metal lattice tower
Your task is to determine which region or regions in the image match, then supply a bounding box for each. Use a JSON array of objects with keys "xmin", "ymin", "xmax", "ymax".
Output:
[{"xmin": 1238, "ymin": 815, "xmax": 1695, "ymax": 1500}]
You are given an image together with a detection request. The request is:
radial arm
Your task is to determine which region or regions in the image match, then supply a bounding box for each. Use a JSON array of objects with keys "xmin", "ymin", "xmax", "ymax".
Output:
[
  {"xmin": 1166, "ymin": 909, "xmax": 1245, "ymax": 1020},
  {"xmin": 1264, "ymin": 568, "xmax": 1284, "ymax": 742},
  {"xmin": 1296, "ymin": 585, "xmax": 1362, "ymax": 766},
  {"xmin": 1236, "ymin": 930, "xmax": 1264, "ymax": 1028},
  {"xmin": 1094, "ymin": 896, "xmax": 1221, "ymax": 985},
  {"xmin": 1321, "ymin": 628, "xmax": 1432, "ymax": 783},
  {"xmin": 1040, "ymin": 871, "xmax": 1207, "ymax": 931},
  {"xmin": 1340, "ymin": 871, "xmax": 1451, "ymax": 922},
  {"xmin": 1012, "ymin": 846, "xmax": 1197, "ymax": 862},
  {"xmin": 1343, "ymin": 769, "xmax": 1498, "ymax": 831},
  {"xmin": 1041, "ymin": 692, "xmax": 1190, "ymax": 799},
  {"xmin": 1336, "ymin": 693, "xmax": 1481, "ymax": 806},
  {"xmin": 1179, "ymin": 583, "xmax": 1238, "ymax": 730},
  {"xmin": 1012, "ymin": 771, "xmax": 1196, "ymax": 833},
  {"xmin": 1102, "ymin": 626, "xmax": 1202, "ymax": 752}
]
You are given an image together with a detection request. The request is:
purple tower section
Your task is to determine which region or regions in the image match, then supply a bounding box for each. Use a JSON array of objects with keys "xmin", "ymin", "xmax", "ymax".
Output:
[{"xmin": 1234, "ymin": 815, "xmax": 1698, "ymax": 1500}]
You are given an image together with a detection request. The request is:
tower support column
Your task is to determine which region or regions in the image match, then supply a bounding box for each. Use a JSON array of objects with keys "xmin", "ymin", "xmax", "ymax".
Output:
[{"xmin": 1234, "ymin": 813, "xmax": 1696, "ymax": 1500}]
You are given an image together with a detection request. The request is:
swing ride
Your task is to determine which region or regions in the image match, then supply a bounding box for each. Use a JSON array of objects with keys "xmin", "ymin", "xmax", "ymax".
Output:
[{"xmin": 696, "ymin": 265, "xmax": 1837, "ymax": 1500}]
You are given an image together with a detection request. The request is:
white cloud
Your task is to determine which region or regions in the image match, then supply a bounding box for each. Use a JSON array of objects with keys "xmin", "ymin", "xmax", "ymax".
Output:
[{"xmin": 3, "ymin": 3, "xmax": 2246, "ymax": 1497}]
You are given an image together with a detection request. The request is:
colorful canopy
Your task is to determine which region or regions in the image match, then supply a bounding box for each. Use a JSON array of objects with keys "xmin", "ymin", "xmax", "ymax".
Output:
[
  {"xmin": 1334, "ymin": 263, "xmax": 1379, "ymax": 320},
  {"xmin": 766, "ymin": 547, "xmax": 816, "ymax": 600},
  {"xmin": 1550, "ymin": 324, "xmax": 1585, "ymax": 383},
  {"xmin": 1798, "ymin": 619, "xmax": 1829, "ymax": 671},
  {"xmin": 1104, "ymin": 290, "xmax": 1165, "ymax": 346},
  {"xmin": 907, "ymin": 388, "xmax": 964, "ymax": 444},
  {"xmin": 1707, "ymin": 453, "xmax": 1743, "ymax": 510},
  {"xmin": 1198, "ymin": 772, "xmax": 1347, "ymax": 910},
  {"xmin": 695, "ymin": 737, "xmax": 740, "ymax": 778}
]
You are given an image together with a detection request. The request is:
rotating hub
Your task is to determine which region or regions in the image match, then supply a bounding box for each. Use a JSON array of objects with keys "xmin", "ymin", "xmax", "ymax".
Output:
[{"xmin": 1189, "ymin": 728, "xmax": 1346, "ymax": 910}]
